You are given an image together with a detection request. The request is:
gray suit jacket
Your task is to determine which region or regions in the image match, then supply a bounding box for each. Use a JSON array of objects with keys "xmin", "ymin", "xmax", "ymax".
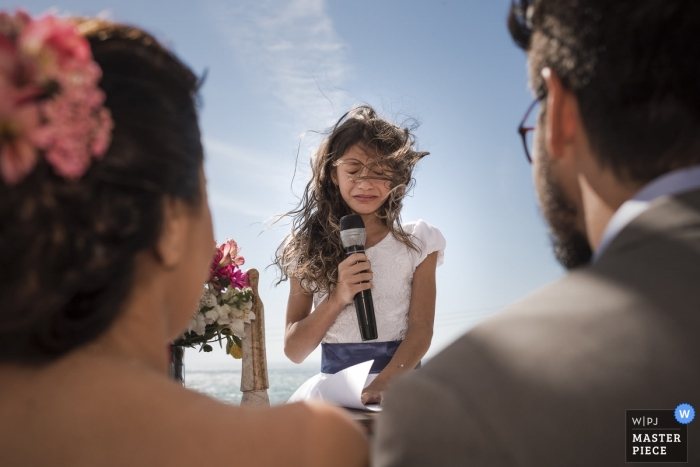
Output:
[{"xmin": 373, "ymin": 188, "xmax": 700, "ymax": 466}]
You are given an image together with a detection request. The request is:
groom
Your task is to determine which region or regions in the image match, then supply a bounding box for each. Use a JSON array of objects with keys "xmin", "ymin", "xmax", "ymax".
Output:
[{"xmin": 374, "ymin": 1, "xmax": 700, "ymax": 465}]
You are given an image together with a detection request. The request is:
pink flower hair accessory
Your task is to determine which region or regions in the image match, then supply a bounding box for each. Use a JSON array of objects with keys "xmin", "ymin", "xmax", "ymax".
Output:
[{"xmin": 0, "ymin": 10, "xmax": 113, "ymax": 185}]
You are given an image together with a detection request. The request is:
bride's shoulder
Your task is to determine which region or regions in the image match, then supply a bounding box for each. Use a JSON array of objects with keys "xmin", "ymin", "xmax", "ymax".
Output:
[
  {"xmin": 189, "ymin": 399, "xmax": 367, "ymax": 467},
  {"xmin": 91, "ymin": 362, "xmax": 367, "ymax": 467},
  {"xmin": 0, "ymin": 358, "xmax": 366, "ymax": 467}
]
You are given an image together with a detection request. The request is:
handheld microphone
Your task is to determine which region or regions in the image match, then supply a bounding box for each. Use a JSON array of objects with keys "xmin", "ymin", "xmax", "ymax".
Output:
[{"xmin": 339, "ymin": 214, "xmax": 378, "ymax": 341}]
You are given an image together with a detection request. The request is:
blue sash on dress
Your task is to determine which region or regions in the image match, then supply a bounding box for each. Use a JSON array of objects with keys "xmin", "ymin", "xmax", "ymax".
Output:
[{"xmin": 321, "ymin": 340, "xmax": 420, "ymax": 374}]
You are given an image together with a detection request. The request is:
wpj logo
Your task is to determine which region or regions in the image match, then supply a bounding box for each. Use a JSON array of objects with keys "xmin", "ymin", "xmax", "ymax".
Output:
[{"xmin": 626, "ymin": 404, "xmax": 694, "ymax": 463}]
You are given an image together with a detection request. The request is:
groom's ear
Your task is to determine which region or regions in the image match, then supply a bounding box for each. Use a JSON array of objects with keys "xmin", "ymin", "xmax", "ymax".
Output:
[
  {"xmin": 542, "ymin": 67, "xmax": 582, "ymax": 162},
  {"xmin": 155, "ymin": 197, "xmax": 189, "ymax": 268}
]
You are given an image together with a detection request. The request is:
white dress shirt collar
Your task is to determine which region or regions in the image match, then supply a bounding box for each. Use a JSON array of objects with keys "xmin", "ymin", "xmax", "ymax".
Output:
[{"xmin": 594, "ymin": 165, "xmax": 700, "ymax": 262}]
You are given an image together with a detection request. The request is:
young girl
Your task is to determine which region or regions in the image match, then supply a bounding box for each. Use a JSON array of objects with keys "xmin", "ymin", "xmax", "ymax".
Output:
[{"xmin": 276, "ymin": 105, "xmax": 446, "ymax": 405}]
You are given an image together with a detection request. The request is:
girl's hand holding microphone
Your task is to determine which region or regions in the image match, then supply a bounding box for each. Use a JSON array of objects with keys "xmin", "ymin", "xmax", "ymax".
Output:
[{"xmin": 330, "ymin": 253, "xmax": 373, "ymax": 306}]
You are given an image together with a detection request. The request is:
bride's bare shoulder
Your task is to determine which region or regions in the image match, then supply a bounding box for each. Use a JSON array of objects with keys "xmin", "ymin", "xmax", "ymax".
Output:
[
  {"xmin": 0, "ymin": 358, "xmax": 367, "ymax": 467},
  {"xmin": 125, "ymin": 368, "xmax": 369, "ymax": 467}
]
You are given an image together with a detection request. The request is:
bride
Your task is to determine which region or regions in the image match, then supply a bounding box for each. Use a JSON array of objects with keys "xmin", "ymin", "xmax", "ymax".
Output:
[{"xmin": 0, "ymin": 12, "xmax": 367, "ymax": 467}]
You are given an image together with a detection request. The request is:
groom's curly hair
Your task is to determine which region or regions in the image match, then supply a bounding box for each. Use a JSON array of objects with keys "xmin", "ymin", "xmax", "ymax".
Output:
[
  {"xmin": 0, "ymin": 19, "xmax": 204, "ymax": 363},
  {"xmin": 509, "ymin": 0, "xmax": 700, "ymax": 182}
]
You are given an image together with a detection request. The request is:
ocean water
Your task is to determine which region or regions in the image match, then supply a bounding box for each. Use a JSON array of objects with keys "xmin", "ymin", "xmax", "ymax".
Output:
[{"xmin": 184, "ymin": 361, "xmax": 319, "ymax": 405}]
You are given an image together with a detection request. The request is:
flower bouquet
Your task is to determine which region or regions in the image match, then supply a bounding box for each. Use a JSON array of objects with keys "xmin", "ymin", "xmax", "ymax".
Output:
[{"xmin": 173, "ymin": 239, "xmax": 255, "ymax": 359}]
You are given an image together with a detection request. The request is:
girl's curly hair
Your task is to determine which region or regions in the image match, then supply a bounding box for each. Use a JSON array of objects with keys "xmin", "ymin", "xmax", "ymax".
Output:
[{"xmin": 274, "ymin": 105, "xmax": 428, "ymax": 295}]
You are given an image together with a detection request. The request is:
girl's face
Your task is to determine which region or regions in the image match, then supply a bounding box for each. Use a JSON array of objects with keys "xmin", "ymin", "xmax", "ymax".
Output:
[{"xmin": 331, "ymin": 144, "xmax": 393, "ymax": 216}]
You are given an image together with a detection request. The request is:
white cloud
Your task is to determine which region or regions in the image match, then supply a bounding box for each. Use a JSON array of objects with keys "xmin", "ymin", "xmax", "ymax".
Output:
[
  {"xmin": 203, "ymin": 137, "xmax": 310, "ymax": 220},
  {"xmin": 204, "ymin": 138, "xmax": 290, "ymax": 186},
  {"xmin": 206, "ymin": 0, "xmax": 354, "ymax": 127}
]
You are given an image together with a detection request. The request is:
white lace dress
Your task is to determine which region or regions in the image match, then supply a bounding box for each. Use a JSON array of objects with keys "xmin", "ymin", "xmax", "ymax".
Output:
[{"xmin": 288, "ymin": 220, "xmax": 446, "ymax": 402}]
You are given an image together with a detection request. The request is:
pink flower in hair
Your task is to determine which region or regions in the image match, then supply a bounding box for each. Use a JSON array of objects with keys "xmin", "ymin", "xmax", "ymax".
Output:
[
  {"xmin": 0, "ymin": 33, "xmax": 16, "ymax": 78},
  {"xmin": 18, "ymin": 15, "xmax": 91, "ymax": 83},
  {"xmin": 0, "ymin": 10, "xmax": 113, "ymax": 185},
  {"xmin": 0, "ymin": 82, "xmax": 41, "ymax": 185},
  {"xmin": 0, "ymin": 11, "xmax": 30, "ymax": 38},
  {"xmin": 32, "ymin": 62, "xmax": 112, "ymax": 179}
]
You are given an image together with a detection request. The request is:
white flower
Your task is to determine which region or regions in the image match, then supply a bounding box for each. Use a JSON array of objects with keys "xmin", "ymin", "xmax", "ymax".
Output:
[
  {"xmin": 229, "ymin": 320, "xmax": 246, "ymax": 337},
  {"xmin": 187, "ymin": 313, "xmax": 207, "ymax": 336},
  {"xmin": 217, "ymin": 314, "xmax": 232, "ymax": 325},
  {"xmin": 204, "ymin": 308, "xmax": 219, "ymax": 325},
  {"xmin": 231, "ymin": 305, "xmax": 246, "ymax": 320},
  {"xmin": 217, "ymin": 304, "xmax": 231, "ymax": 321},
  {"xmin": 221, "ymin": 287, "xmax": 237, "ymax": 302},
  {"xmin": 201, "ymin": 290, "xmax": 218, "ymax": 308}
]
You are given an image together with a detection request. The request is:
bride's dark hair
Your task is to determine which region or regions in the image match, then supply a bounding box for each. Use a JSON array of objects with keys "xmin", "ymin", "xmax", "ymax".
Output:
[
  {"xmin": 0, "ymin": 19, "xmax": 204, "ymax": 363},
  {"xmin": 274, "ymin": 105, "xmax": 428, "ymax": 295}
]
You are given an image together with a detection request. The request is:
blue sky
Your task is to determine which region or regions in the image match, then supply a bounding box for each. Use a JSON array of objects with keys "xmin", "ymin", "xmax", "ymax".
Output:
[{"xmin": 18, "ymin": 0, "xmax": 565, "ymax": 366}]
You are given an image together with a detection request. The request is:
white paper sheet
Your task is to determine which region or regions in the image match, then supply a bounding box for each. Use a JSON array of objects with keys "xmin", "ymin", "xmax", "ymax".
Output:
[{"xmin": 315, "ymin": 360, "xmax": 382, "ymax": 412}]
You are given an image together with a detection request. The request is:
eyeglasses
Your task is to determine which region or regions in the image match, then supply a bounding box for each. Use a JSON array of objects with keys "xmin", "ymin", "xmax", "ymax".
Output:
[
  {"xmin": 335, "ymin": 160, "xmax": 393, "ymax": 182},
  {"xmin": 517, "ymin": 98, "xmax": 540, "ymax": 164}
]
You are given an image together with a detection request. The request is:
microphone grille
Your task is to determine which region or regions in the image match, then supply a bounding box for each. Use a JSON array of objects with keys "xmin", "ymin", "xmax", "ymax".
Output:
[{"xmin": 339, "ymin": 214, "xmax": 365, "ymax": 231}]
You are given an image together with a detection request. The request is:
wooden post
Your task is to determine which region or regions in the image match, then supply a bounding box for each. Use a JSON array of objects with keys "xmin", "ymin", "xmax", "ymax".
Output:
[{"xmin": 240, "ymin": 269, "xmax": 270, "ymax": 406}]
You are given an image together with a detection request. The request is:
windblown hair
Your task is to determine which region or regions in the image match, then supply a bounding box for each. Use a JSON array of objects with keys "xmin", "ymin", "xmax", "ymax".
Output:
[
  {"xmin": 508, "ymin": 0, "xmax": 700, "ymax": 183},
  {"xmin": 274, "ymin": 105, "xmax": 428, "ymax": 295},
  {"xmin": 0, "ymin": 19, "xmax": 204, "ymax": 363}
]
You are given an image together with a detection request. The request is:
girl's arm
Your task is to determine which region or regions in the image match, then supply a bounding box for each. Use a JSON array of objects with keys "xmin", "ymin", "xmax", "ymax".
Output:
[
  {"xmin": 284, "ymin": 253, "xmax": 374, "ymax": 364},
  {"xmin": 360, "ymin": 251, "xmax": 438, "ymax": 404}
]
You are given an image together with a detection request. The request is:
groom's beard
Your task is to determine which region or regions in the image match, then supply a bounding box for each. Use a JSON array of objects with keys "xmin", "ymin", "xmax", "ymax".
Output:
[{"xmin": 536, "ymin": 134, "xmax": 593, "ymax": 270}]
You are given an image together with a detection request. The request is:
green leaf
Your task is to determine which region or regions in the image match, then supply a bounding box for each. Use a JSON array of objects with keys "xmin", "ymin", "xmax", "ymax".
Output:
[
  {"xmin": 202, "ymin": 344, "xmax": 213, "ymax": 352},
  {"xmin": 232, "ymin": 335, "xmax": 242, "ymax": 348}
]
